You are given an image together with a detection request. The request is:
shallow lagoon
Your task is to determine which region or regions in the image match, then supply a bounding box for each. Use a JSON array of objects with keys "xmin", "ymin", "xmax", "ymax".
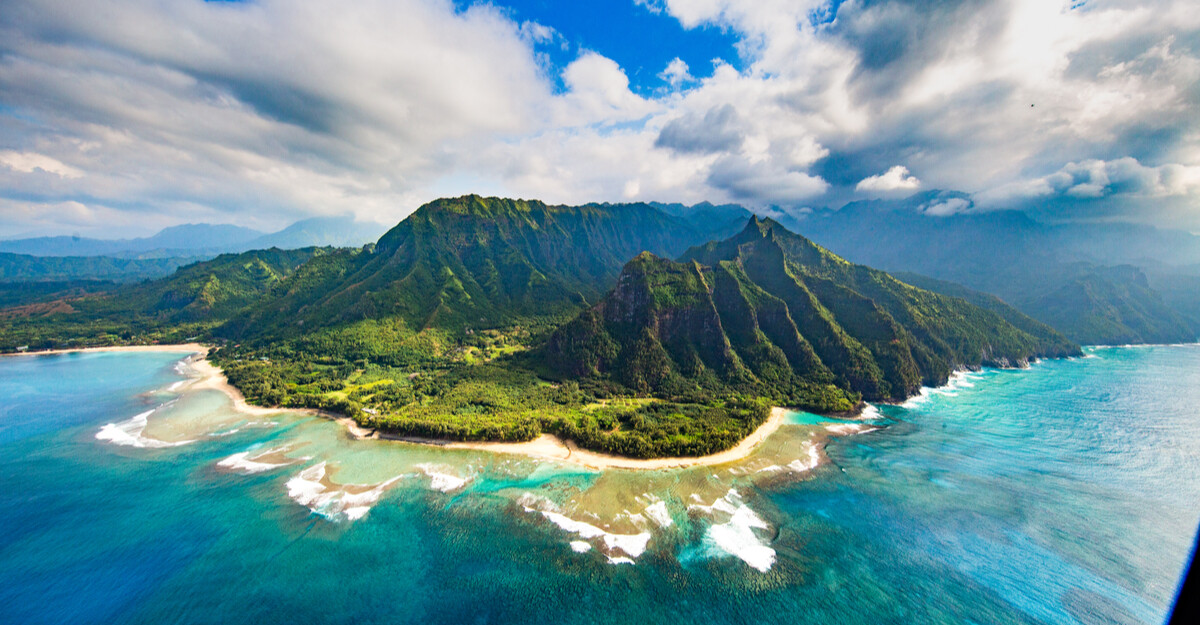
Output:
[{"xmin": 1, "ymin": 345, "xmax": 1197, "ymax": 624}]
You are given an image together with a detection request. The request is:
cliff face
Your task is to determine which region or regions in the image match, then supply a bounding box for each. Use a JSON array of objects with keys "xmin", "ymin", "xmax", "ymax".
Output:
[
  {"xmin": 543, "ymin": 218, "xmax": 1080, "ymax": 408},
  {"xmin": 221, "ymin": 196, "xmax": 748, "ymax": 340}
]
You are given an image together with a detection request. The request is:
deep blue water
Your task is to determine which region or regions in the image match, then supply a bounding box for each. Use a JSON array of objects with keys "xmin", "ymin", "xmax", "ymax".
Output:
[{"xmin": 0, "ymin": 346, "xmax": 1197, "ymax": 625}]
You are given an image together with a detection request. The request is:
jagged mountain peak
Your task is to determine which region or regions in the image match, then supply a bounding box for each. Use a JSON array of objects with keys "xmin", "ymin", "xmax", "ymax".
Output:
[{"xmin": 543, "ymin": 219, "xmax": 1080, "ymax": 408}]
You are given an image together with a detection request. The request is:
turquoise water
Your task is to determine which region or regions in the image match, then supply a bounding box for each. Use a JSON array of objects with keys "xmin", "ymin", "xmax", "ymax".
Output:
[{"xmin": 1, "ymin": 346, "xmax": 1197, "ymax": 624}]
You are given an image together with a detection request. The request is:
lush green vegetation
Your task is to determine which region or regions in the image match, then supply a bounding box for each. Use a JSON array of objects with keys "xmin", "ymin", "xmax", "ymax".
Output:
[
  {"xmin": 211, "ymin": 338, "xmax": 770, "ymax": 458},
  {"xmin": 0, "ymin": 196, "xmax": 1084, "ymax": 458},
  {"xmin": 544, "ymin": 217, "xmax": 1080, "ymax": 409},
  {"xmin": 0, "ymin": 247, "xmax": 319, "ymax": 351},
  {"xmin": 1023, "ymin": 266, "xmax": 1196, "ymax": 345},
  {"xmin": 0, "ymin": 252, "xmax": 200, "ymax": 283}
]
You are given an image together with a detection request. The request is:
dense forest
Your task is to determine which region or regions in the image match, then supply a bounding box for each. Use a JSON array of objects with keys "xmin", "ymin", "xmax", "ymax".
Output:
[{"xmin": 0, "ymin": 196, "xmax": 1081, "ymax": 458}]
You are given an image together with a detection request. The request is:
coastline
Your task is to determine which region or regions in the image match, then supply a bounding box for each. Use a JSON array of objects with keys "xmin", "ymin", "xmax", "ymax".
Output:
[
  {"xmin": 17, "ymin": 342, "xmax": 835, "ymax": 471},
  {"xmin": 1, "ymin": 343, "xmax": 210, "ymax": 357},
  {"xmin": 436, "ymin": 407, "xmax": 791, "ymax": 470}
]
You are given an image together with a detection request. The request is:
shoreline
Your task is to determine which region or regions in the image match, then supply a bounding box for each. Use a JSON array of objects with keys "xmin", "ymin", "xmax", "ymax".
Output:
[
  {"xmin": 17, "ymin": 342, "xmax": 841, "ymax": 471},
  {"xmin": 439, "ymin": 407, "xmax": 791, "ymax": 470},
  {"xmin": 1, "ymin": 343, "xmax": 210, "ymax": 357}
]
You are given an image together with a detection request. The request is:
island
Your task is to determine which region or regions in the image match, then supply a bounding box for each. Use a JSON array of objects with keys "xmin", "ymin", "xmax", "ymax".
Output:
[{"xmin": 0, "ymin": 196, "xmax": 1080, "ymax": 459}]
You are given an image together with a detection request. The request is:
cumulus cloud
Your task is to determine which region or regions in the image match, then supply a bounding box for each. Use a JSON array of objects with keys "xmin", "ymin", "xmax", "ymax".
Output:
[
  {"xmin": 0, "ymin": 0, "xmax": 1197, "ymax": 236},
  {"xmin": 855, "ymin": 165, "xmax": 921, "ymax": 193},
  {"xmin": 659, "ymin": 57, "xmax": 694, "ymax": 88}
]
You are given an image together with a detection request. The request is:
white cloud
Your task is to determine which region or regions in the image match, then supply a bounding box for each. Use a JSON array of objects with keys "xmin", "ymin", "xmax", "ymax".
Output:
[
  {"xmin": 1, "ymin": 0, "xmax": 1198, "ymax": 235},
  {"xmin": 855, "ymin": 165, "xmax": 920, "ymax": 193},
  {"xmin": 0, "ymin": 151, "xmax": 84, "ymax": 179},
  {"xmin": 659, "ymin": 57, "xmax": 693, "ymax": 88},
  {"xmin": 920, "ymin": 197, "xmax": 972, "ymax": 217},
  {"xmin": 557, "ymin": 52, "xmax": 656, "ymax": 123},
  {"xmin": 978, "ymin": 157, "xmax": 1200, "ymax": 206}
]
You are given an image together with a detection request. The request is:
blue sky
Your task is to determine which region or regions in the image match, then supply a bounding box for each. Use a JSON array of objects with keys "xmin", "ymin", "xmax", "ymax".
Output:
[
  {"xmin": 0, "ymin": 0, "xmax": 1197, "ymax": 237},
  {"xmin": 457, "ymin": 0, "xmax": 742, "ymax": 95}
]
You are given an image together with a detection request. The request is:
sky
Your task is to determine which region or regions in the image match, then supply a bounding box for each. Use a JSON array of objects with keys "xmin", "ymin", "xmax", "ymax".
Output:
[{"xmin": 0, "ymin": 0, "xmax": 1197, "ymax": 237}]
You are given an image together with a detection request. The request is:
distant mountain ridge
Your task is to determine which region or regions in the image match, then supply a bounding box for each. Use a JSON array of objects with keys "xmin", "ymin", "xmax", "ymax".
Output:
[
  {"xmin": 0, "ymin": 252, "xmax": 202, "ymax": 283},
  {"xmin": 780, "ymin": 191, "xmax": 1200, "ymax": 345},
  {"xmin": 0, "ymin": 216, "xmax": 386, "ymax": 258}
]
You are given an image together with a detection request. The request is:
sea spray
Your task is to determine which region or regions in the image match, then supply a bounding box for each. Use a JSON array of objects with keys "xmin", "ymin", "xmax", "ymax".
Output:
[
  {"xmin": 416, "ymin": 464, "xmax": 472, "ymax": 492},
  {"xmin": 217, "ymin": 446, "xmax": 295, "ymax": 474},
  {"xmin": 96, "ymin": 407, "xmax": 195, "ymax": 449},
  {"xmin": 285, "ymin": 462, "xmax": 404, "ymax": 521},
  {"xmin": 689, "ymin": 489, "xmax": 776, "ymax": 572}
]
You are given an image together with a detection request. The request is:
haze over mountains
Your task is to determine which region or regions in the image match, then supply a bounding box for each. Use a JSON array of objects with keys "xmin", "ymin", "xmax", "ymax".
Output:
[
  {"xmin": 776, "ymin": 191, "xmax": 1200, "ymax": 345},
  {"xmin": 0, "ymin": 216, "xmax": 387, "ymax": 259}
]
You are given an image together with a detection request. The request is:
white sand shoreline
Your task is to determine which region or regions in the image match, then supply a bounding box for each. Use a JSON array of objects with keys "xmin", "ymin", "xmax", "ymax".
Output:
[
  {"xmin": 12, "ymin": 342, "xmax": 839, "ymax": 471},
  {"xmin": 2, "ymin": 343, "xmax": 210, "ymax": 357},
  {"xmin": 431, "ymin": 408, "xmax": 791, "ymax": 470}
]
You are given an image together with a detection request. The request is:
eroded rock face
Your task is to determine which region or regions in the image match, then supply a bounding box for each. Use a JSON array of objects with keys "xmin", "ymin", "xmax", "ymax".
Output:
[{"xmin": 542, "ymin": 217, "xmax": 1079, "ymax": 408}]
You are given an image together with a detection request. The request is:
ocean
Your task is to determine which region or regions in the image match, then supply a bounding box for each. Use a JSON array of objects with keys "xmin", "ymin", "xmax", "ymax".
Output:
[{"xmin": 1, "ymin": 345, "xmax": 1197, "ymax": 625}]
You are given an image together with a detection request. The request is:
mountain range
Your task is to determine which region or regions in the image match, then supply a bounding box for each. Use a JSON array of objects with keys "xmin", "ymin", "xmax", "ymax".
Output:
[
  {"xmin": 0, "ymin": 196, "xmax": 1084, "ymax": 457},
  {"xmin": 0, "ymin": 216, "xmax": 387, "ymax": 259},
  {"xmin": 544, "ymin": 217, "xmax": 1075, "ymax": 410},
  {"xmin": 764, "ymin": 191, "xmax": 1200, "ymax": 345}
]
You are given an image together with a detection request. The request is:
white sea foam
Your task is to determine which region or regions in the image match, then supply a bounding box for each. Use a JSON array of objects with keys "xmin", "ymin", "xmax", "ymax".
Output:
[
  {"xmin": 859, "ymin": 403, "xmax": 883, "ymax": 420},
  {"xmin": 208, "ymin": 420, "xmax": 278, "ymax": 437},
  {"xmin": 787, "ymin": 441, "xmax": 822, "ymax": 473},
  {"xmin": 901, "ymin": 369, "xmax": 987, "ymax": 408},
  {"xmin": 168, "ymin": 380, "xmax": 184, "ymax": 392},
  {"xmin": 690, "ymin": 489, "xmax": 776, "ymax": 572},
  {"xmin": 826, "ymin": 422, "xmax": 879, "ymax": 436},
  {"xmin": 687, "ymin": 490, "xmax": 740, "ymax": 516},
  {"xmin": 522, "ymin": 496, "xmax": 654, "ymax": 561},
  {"xmin": 217, "ymin": 447, "xmax": 293, "ymax": 474},
  {"xmin": 570, "ymin": 540, "xmax": 592, "ymax": 553},
  {"xmin": 96, "ymin": 408, "xmax": 195, "ymax": 449},
  {"xmin": 416, "ymin": 464, "xmax": 471, "ymax": 492},
  {"xmin": 707, "ymin": 505, "xmax": 776, "ymax": 573},
  {"xmin": 643, "ymin": 500, "xmax": 672, "ymax": 528},
  {"xmin": 285, "ymin": 462, "xmax": 402, "ymax": 521}
]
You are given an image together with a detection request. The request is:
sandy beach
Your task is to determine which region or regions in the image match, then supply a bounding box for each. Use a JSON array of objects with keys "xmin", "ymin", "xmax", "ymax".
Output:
[
  {"xmin": 2, "ymin": 343, "xmax": 210, "ymax": 357},
  {"xmin": 13, "ymin": 342, "xmax": 801, "ymax": 471},
  {"xmin": 436, "ymin": 407, "xmax": 791, "ymax": 470}
]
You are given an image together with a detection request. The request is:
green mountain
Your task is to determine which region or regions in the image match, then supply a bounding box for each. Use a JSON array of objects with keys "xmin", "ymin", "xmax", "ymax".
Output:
[
  {"xmin": 221, "ymin": 195, "xmax": 745, "ymax": 343},
  {"xmin": 543, "ymin": 218, "xmax": 1079, "ymax": 407},
  {"xmin": 1021, "ymin": 266, "xmax": 1196, "ymax": 345},
  {"xmin": 0, "ymin": 252, "xmax": 199, "ymax": 283},
  {"xmin": 0, "ymin": 248, "xmax": 320, "ymax": 351},
  {"xmin": 787, "ymin": 191, "xmax": 1200, "ymax": 345},
  {"xmin": 891, "ymin": 271, "xmax": 1083, "ymax": 345},
  {"xmin": 0, "ymin": 197, "xmax": 1088, "ymax": 458}
]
